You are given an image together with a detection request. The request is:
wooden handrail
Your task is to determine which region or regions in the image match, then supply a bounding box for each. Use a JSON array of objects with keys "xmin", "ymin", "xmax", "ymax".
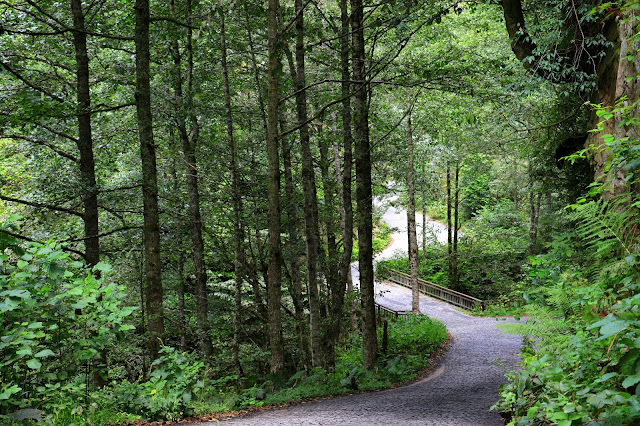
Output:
[
  {"xmin": 375, "ymin": 302, "xmax": 409, "ymax": 319},
  {"xmin": 379, "ymin": 267, "xmax": 484, "ymax": 311}
]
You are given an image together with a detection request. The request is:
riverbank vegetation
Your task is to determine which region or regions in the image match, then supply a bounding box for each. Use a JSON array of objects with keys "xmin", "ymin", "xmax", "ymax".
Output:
[{"xmin": 1, "ymin": 0, "xmax": 639, "ymax": 424}]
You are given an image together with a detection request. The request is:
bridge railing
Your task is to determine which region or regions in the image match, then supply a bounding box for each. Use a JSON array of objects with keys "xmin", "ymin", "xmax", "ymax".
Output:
[
  {"xmin": 375, "ymin": 302, "xmax": 409, "ymax": 320},
  {"xmin": 378, "ymin": 267, "xmax": 484, "ymax": 311}
]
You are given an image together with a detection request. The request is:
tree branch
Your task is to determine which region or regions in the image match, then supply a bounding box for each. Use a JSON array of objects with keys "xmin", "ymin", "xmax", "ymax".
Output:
[
  {"xmin": 0, "ymin": 134, "xmax": 78, "ymax": 163},
  {"xmin": 1, "ymin": 229, "xmax": 85, "ymax": 258},
  {"xmin": 0, "ymin": 195, "xmax": 84, "ymax": 217},
  {"xmin": 63, "ymin": 226, "xmax": 142, "ymax": 242}
]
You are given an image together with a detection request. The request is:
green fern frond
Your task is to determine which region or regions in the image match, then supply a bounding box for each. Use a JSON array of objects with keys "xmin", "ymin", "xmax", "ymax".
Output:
[{"xmin": 573, "ymin": 199, "xmax": 635, "ymax": 258}]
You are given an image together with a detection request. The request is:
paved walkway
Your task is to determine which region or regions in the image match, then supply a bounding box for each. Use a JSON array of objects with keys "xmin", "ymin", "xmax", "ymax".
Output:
[{"xmin": 189, "ymin": 196, "xmax": 522, "ymax": 425}]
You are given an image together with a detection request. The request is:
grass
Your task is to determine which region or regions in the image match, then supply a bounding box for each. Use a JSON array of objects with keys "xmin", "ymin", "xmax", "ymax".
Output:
[
  {"xmin": 175, "ymin": 315, "xmax": 447, "ymax": 423},
  {"xmin": 470, "ymin": 298, "xmax": 531, "ymax": 318},
  {"xmin": 353, "ymin": 221, "xmax": 392, "ymax": 260}
]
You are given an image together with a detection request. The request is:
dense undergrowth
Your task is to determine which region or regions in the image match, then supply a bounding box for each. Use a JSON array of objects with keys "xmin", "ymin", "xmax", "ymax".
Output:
[
  {"xmin": 494, "ymin": 37, "xmax": 640, "ymax": 423},
  {"xmin": 0, "ymin": 228, "xmax": 445, "ymax": 424}
]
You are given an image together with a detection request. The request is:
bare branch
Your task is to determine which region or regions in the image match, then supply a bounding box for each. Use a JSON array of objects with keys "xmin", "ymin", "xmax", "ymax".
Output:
[
  {"xmin": 63, "ymin": 226, "xmax": 142, "ymax": 242},
  {"xmin": 0, "ymin": 134, "xmax": 78, "ymax": 162},
  {"xmin": 0, "ymin": 195, "xmax": 84, "ymax": 217},
  {"xmin": 91, "ymin": 102, "xmax": 135, "ymax": 114}
]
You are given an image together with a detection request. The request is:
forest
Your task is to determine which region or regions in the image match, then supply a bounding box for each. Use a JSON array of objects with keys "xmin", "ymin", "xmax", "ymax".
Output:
[{"xmin": 0, "ymin": 0, "xmax": 639, "ymax": 424}]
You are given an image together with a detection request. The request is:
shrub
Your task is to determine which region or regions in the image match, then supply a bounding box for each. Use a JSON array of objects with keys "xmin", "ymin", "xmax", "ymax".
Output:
[{"xmin": 0, "ymin": 227, "xmax": 135, "ymax": 421}]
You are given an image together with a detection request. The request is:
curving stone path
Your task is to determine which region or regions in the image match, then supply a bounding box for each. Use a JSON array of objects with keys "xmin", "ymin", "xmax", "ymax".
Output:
[{"xmin": 190, "ymin": 196, "xmax": 522, "ymax": 425}]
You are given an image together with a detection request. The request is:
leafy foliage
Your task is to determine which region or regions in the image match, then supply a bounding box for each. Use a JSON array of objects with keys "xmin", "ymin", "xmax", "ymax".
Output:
[
  {"xmin": 105, "ymin": 346, "xmax": 206, "ymax": 421},
  {"xmin": 495, "ymin": 27, "xmax": 640, "ymax": 420},
  {"xmin": 0, "ymin": 229, "xmax": 135, "ymax": 421}
]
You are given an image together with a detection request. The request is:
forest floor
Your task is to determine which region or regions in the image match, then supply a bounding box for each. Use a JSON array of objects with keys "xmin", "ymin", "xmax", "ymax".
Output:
[{"xmin": 183, "ymin": 197, "xmax": 523, "ymax": 425}]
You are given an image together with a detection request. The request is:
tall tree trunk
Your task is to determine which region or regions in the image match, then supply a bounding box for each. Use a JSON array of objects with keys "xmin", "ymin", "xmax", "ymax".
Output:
[
  {"xmin": 169, "ymin": 134, "xmax": 187, "ymax": 351},
  {"xmin": 421, "ymin": 163, "xmax": 427, "ymax": 256},
  {"xmin": 70, "ymin": 0, "xmax": 104, "ymax": 387},
  {"xmin": 318, "ymin": 134, "xmax": 341, "ymax": 367},
  {"xmin": 291, "ymin": 0, "xmax": 324, "ymax": 368},
  {"xmin": 452, "ymin": 164, "xmax": 460, "ymax": 291},
  {"xmin": 333, "ymin": 138, "xmax": 357, "ymax": 333},
  {"xmin": 406, "ymin": 111, "xmax": 419, "ymax": 314},
  {"xmin": 70, "ymin": 0, "xmax": 100, "ymax": 269},
  {"xmin": 446, "ymin": 163, "xmax": 453, "ymax": 289},
  {"xmin": 169, "ymin": 0, "xmax": 212, "ymax": 360},
  {"xmin": 135, "ymin": 0, "xmax": 163, "ymax": 361},
  {"xmin": 243, "ymin": 3, "xmax": 268, "ymax": 134},
  {"xmin": 220, "ymin": 7, "xmax": 245, "ymax": 376},
  {"xmin": 337, "ymin": 0, "xmax": 357, "ymax": 336},
  {"xmin": 242, "ymin": 15, "xmax": 269, "ymax": 323},
  {"xmin": 528, "ymin": 191, "xmax": 542, "ymax": 255},
  {"xmin": 351, "ymin": 0, "xmax": 376, "ymax": 370},
  {"xmin": 266, "ymin": 0, "xmax": 285, "ymax": 375},
  {"xmin": 280, "ymin": 115, "xmax": 310, "ymax": 370}
]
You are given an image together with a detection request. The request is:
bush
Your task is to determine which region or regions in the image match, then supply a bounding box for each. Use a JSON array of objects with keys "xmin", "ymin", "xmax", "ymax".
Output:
[
  {"xmin": 105, "ymin": 346, "xmax": 206, "ymax": 421},
  {"xmin": 0, "ymin": 226, "xmax": 136, "ymax": 422}
]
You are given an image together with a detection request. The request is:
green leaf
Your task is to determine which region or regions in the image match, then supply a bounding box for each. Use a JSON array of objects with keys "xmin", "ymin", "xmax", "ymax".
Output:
[
  {"xmin": 0, "ymin": 385, "xmax": 21, "ymax": 400},
  {"xmin": 599, "ymin": 320, "xmax": 629, "ymax": 338},
  {"xmin": 92, "ymin": 261, "xmax": 112, "ymax": 274},
  {"xmin": 622, "ymin": 375, "xmax": 640, "ymax": 389},
  {"xmin": 35, "ymin": 349, "xmax": 54, "ymax": 358},
  {"xmin": 26, "ymin": 358, "xmax": 41, "ymax": 370},
  {"xmin": 45, "ymin": 261, "xmax": 65, "ymax": 279}
]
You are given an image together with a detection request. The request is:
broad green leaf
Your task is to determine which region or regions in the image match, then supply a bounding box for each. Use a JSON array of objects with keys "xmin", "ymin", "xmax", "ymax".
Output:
[
  {"xmin": 35, "ymin": 349, "xmax": 54, "ymax": 358},
  {"xmin": 0, "ymin": 384, "xmax": 21, "ymax": 400},
  {"xmin": 26, "ymin": 358, "xmax": 41, "ymax": 370},
  {"xmin": 622, "ymin": 375, "xmax": 640, "ymax": 389}
]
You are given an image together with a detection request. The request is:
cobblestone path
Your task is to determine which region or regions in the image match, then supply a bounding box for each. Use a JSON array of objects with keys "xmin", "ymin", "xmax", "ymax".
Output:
[{"xmin": 188, "ymin": 197, "xmax": 522, "ymax": 425}]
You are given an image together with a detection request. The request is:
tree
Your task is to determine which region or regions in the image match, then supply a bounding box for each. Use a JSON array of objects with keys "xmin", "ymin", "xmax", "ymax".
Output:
[
  {"xmin": 406, "ymin": 108, "xmax": 420, "ymax": 314},
  {"xmin": 266, "ymin": 0, "xmax": 285, "ymax": 375},
  {"xmin": 135, "ymin": 0, "xmax": 164, "ymax": 360},
  {"xmin": 351, "ymin": 0, "xmax": 377, "ymax": 370},
  {"xmin": 499, "ymin": 0, "xmax": 640, "ymax": 191}
]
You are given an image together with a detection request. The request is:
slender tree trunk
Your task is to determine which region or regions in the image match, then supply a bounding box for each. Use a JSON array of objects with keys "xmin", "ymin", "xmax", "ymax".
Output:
[
  {"xmin": 406, "ymin": 111, "xmax": 420, "ymax": 314},
  {"xmin": 338, "ymin": 0, "xmax": 357, "ymax": 336},
  {"xmin": 351, "ymin": 0, "xmax": 376, "ymax": 370},
  {"xmin": 243, "ymin": 3, "xmax": 268, "ymax": 134},
  {"xmin": 70, "ymin": 0, "xmax": 100, "ymax": 269},
  {"xmin": 220, "ymin": 8, "xmax": 245, "ymax": 376},
  {"xmin": 280, "ymin": 113, "xmax": 310, "ymax": 370},
  {"xmin": 452, "ymin": 164, "xmax": 460, "ymax": 291},
  {"xmin": 318, "ymin": 135, "xmax": 341, "ymax": 366},
  {"xmin": 70, "ymin": 0, "xmax": 104, "ymax": 386},
  {"xmin": 291, "ymin": 0, "xmax": 324, "ymax": 368},
  {"xmin": 333, "ymin": 138, "xmax": 357, "ymax": 333},
  {"xmin": 528, "ymin": 191, "xmax": 542, "ymax": 255},
  {"xmin": 266, "ymin": 0, "xmax": 285, "ymax": 375},
  {"xmin": 168, "ymin": 0, "xmax": 212, "ymax": 359},
  {"xmin": 242, "ymin": 17, "xmax": 269, "ymax": 323},
  {"xmin": 169, "ymin": 136, "xmax": 187, "ymax": 351},
  {"xmin": 446, "ymin": 163, "xmax": 453, "ymax": 289},
  {"xmin": 422, "ymin": 163, "xmax": 427, "ymax": 256},
  {"xmin": 135, "ymin": 0, "xmax": 163, "ymax": 361}
]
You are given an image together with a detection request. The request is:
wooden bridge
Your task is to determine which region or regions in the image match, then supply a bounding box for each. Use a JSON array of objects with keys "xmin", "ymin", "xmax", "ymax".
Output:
[{"xmin": 377, "ymin": 267, "xmax": 485, "ymax": 311}]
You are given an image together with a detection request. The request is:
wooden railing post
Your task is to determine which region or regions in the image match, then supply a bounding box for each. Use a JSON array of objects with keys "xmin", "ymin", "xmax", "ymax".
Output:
[{"xmin": 383, "ymin": 268, "xmax": 485, "ymax": 311}]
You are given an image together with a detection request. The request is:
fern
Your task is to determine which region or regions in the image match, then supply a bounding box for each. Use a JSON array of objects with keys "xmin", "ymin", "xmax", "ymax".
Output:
[{"xmin": 573, "ymin": 199, "xmax": 634, "ymax": 258}]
